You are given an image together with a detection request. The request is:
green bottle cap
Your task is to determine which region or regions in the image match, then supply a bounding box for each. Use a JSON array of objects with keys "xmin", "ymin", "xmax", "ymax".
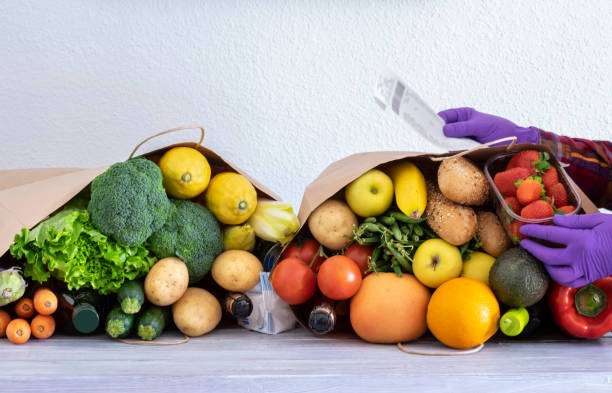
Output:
[
  {"xmin": 73, "ymin": 303, "xmax": 100, "ymax": 334},
  {"xmin": 500, "ymin": 307, "xmax": 530, "ymax": 337}
]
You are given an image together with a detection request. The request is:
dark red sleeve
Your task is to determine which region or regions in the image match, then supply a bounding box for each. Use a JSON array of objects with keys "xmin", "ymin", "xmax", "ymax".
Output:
[{"xmin": 538, "ymin": 130, "xmax": 612, "ymax": 210}]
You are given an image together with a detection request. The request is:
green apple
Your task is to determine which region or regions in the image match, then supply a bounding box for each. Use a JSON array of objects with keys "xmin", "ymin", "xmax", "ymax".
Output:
[
  {"xmin": 461, "ymin": 251, "xmax": 496, "ymax": 287},
  {"xmin": 412, "ymin": 239, "xmax": 462, "ymax": 288},
  {"xmin": 345, "ymin": 169, "xmax": 394, "ymax": 217}
]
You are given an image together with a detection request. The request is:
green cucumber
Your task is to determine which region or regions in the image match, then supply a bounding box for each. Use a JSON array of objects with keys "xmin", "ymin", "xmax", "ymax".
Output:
[
  {"xmin": 117, "ymin": 280, "xmax": 145, "ymax": 314},
  {"xmin": 105, "ymin": 307, "xmax": 135, "ymax": 338},
  {"xmin": 137, "ymin": 306, "xmax": 167, "ymax": 341}
]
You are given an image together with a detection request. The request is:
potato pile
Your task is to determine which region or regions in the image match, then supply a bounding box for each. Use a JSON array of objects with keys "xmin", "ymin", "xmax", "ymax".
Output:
[
  {"xmin": 430, "ymin": 157, "xmax": 510, "ymax": 257},
  {"xmin": 144, "ymin": 250, "xmax": 263, "ymax": 338}
]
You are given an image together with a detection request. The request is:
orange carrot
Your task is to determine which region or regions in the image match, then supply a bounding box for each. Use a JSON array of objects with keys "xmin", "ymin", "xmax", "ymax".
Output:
[
  {"xmin": 6, "ymin": 318, "xmax": 31, "ymax": 344},
  {"xmin": 15, "ymin": 298, "xmax": 35, "ymax": 319},
  {"xmin": 0, "ymin": 309, "xmax": 11, "ymax": 337},
  {"xmin": 34, "ymin": 288, "xmax": 58, "ymax": 315},
  {"xmin": 31, "ymin": 315, "xmax": 55, "ymax": 339}
]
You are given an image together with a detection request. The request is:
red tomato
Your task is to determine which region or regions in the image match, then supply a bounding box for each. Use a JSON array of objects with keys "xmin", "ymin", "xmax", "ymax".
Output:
[
  {"xmin": 317, "ymin": 255, "xmax": 362, "ymax": 300},
  {"xmin": 281, "ymin": 239, "xmax": 325, "ymax": 272},
  {"xmin": 271, "ymin": 258, "xmax": 316, "ymax": 305},
  {"xmin": 344, "ymin": 243, "xmax": 373, "ymax": 275}
]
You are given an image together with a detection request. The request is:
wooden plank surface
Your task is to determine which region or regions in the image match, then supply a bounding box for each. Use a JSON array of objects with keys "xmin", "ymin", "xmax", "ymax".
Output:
[{"xmin": 2, "ymin": 326, "xmax": 612, "ymax": 393}]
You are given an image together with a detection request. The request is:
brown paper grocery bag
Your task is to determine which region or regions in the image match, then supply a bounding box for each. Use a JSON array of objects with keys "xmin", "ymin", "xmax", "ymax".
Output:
[
  {"xmin": 291, "ymin": 141, "xmax": 598, "ymax": 335},
  {"xmin": 0, "ymin": 126, "xmax": 280, "ymax": 257},
  {"xmin": 298, "ymin": 143, "xmax": 597, "ymax": 225}
]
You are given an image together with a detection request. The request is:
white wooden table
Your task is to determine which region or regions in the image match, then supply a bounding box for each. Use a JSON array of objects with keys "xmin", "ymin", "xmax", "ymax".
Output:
[{"xmin": 2, "ymin": 326, "xmax": 612, "ymax": 393}]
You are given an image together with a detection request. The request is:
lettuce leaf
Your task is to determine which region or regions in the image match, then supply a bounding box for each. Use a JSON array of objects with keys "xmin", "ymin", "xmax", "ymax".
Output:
[{"xmin": 10, "ymin": 206, "xmax": 156, "ymax": 294}]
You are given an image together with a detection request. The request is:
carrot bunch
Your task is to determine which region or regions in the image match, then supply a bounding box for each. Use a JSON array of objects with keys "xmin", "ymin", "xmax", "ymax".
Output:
[{"xmin": 1, "ymin": 287, "xmax": 57, "ymax": 345}]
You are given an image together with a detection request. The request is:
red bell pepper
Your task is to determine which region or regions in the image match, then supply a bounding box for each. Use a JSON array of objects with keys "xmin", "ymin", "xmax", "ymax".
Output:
[{"xmin": 548, "ymin": 276, "xmax": 612, "ymax": 339}]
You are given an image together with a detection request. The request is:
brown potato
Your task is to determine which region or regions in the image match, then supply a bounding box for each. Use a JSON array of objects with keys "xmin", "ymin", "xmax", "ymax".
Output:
[
  {"xmin": 211, "ymin": 250, "xmax": 263, "ymax": 292},
  {"xmin": 172, "ymin": 288, "xmax": 221, "ymax": 337},
  {"xmin": 425, "ymin": 183, "xmax": 478, "ymax": 246},
  {"xmin": 308, "ymin": 199, "xmax": 358, "ymax": 250},
  {"xmin": 144, "ymin": 257, "xmax": 189, "ymax": 306},
  {"xmin": 477, "ymin": 211, "xmax": 511, "ymax": 257},
  {"xmin": 438, "ymin": 157, "xmax": 489, "ymax": 206}
]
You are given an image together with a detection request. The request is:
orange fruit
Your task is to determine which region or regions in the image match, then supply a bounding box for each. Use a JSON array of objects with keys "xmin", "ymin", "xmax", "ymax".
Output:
[
  {"xmin": 350, "ymin": 273, "xmax": 431, "ymax": 343},
  {"xmin": 426, "ymin": 277, "xmax": 500, "ymax": 349}
]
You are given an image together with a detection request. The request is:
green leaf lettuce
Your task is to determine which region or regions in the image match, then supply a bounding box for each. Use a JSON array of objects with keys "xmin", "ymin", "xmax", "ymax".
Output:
[{"xmin": 10, "ymin": 206, "xmax": 156, "ymax": 294}]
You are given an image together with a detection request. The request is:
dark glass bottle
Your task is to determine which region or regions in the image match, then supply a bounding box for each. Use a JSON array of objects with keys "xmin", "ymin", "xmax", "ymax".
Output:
[
  {"xmin": 308, "ymin": 295, "xmax": 336, "ymax": 335},
  {"xmin": 224, "ymin": 292, "xmax": 253, "ymax": 319},
  {"xmin": 56, "ymin": 288, "xmax": 109, "ymax": 334},
  {"xmin": 500, "ymin": 301, "xmax": 549, "ymax": 338}
]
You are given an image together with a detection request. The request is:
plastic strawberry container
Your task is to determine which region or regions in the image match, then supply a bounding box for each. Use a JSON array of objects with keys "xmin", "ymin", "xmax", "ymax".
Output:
[{"xmin": 483, "ymin": 147, "xmax": 582, "ymax": 244}]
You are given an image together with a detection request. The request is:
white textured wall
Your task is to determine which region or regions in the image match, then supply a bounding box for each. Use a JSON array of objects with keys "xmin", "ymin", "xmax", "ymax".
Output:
[{"xmin": 1, "ymin": 1, "xmax": 611, "ymax": 209}]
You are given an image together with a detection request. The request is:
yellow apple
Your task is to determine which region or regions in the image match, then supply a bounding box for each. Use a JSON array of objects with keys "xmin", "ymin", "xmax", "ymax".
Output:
[
  {"xmin": 345, "ymin": 169, "xmax": 394, "ymax": 217},
  {"xmin": 461, "ymin": 251, "xmax": 496, "ymax": 286},
  {"xmin": 412, "ymin": 239, "xmax": 462, "ymax": 288}
]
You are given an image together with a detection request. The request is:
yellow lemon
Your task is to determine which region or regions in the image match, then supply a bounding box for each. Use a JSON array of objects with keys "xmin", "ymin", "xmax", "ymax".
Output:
[
  {"xmin": 205, "ymin": 172, "xmax": 257, "ymax": 225},
  {"xmin": 223, "ymin": 223, "xmax": 256, "ymax": 251},
  {"xmin": 159, "ymin": 147, "xmax": 211, "ymax": 199},
  {"xmin": 461, "ymin": 251, "xmax": 496, "ymax": 287}
]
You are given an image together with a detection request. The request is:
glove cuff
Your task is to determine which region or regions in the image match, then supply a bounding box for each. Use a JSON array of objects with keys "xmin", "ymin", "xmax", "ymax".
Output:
[{"xmin": 515, "ymin": 126, "xmax": 539, "ymax": 144}]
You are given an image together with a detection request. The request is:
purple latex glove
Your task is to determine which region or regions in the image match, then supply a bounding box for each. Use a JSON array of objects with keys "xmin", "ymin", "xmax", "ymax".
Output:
[
  {"xmin": 438, "ymin": 107, "xmax": 539, "ymax": 145},
  {"xmin": 520, "ymin": 213, "xmax": 612, "ymax": 287}
]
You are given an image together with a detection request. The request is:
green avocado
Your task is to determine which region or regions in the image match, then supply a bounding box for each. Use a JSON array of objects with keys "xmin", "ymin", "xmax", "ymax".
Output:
[{"xmin": 489, "ymin": 247, "xmax": 550, "ymax": 308}]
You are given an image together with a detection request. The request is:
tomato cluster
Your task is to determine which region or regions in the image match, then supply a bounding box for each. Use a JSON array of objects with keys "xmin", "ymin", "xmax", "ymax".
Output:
[{"xmin": 271, "ymin": 241, "xmax": 373, "ymax": 305}]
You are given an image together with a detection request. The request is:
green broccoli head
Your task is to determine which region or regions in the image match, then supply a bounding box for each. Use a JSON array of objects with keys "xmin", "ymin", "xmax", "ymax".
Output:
[
  {"xmin": 148, "ymin": 199, "xmax": 223, "ymax": 283},
  {"xmin": 88, "ymin": 158, "xmax": 175, "ymax": 247}
]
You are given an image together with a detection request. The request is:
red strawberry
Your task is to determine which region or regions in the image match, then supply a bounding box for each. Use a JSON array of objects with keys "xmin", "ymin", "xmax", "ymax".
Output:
[
  {"xmin": 508, "ymin": 220, "xmax": 526, "ymax": 243},
  {"xmin": 504, "ymin": 196, "xmax": 522, "ymax": 214},
  {"xmin": 516, "ymin": 179, "xmax": 542, "ymax": 205},
  {"xmin": 547, "ymin": 183, "xmax": 568, "ymax": 208},
  {"xmin": 557, "ymin": 205, "xmax": 575, "ymax": 215},
  {"xmin": 507, "ymin": 150, "xmax": 551, "ymax": 175},
  {"xmin": 521, "ymin": 200, "xmax": 554, "ymax": 219},
  {"xmin": 507, "ymin": 150, "xmax": 540, "ymax": 173},
  {"xmin": 542, "ymin": 167, "xmax": 558, "ymax": 190},
  {"xmin": 494, "ymin": 167, "xmax": 531, "ymax": 197}
]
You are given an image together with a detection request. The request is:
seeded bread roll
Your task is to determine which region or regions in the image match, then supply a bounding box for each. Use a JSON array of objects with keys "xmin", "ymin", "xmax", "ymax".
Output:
[
  {"xmin": 425, "ymin": 182, "xmax": 478, "ymax": 246},
  {"xmin": 476, "ymin": 211, "xmax": 511, "ymax": 257},
  {"xmin": 438, "ymin": 157, "xmax": 489, "ymax": 206}
]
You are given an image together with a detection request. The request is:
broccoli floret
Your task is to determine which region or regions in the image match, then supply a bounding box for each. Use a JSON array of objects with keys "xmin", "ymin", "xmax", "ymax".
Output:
[
  {"xmin": 88, "ymin": 158, "xmax": 175, "ymax": 247},
  {"xmin": 148, "ymin": 199, "xmax": 223, "ymax": 283}
]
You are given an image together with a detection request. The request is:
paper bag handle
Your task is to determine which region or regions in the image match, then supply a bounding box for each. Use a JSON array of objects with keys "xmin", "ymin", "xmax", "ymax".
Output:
[
  {"xmin": 128, "ymin": 125, "xmax": 206, "ymax": 159},
  {"xmin": 429, "ymin": 137, "xmax": 517, "ymax": 162}
]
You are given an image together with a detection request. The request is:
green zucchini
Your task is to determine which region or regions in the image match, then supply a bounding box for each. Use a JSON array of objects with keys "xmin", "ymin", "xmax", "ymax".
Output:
[
  {"xmin": 117, "ymin": 280, "xmax": 145, "ymax": 314},
  {"xmin": 105, "ymin": 307, "xmax": 135, "ymax": 338},
  {"xmin": 137, "ymin": 306, "xmax": 167, "ymax": 341}
]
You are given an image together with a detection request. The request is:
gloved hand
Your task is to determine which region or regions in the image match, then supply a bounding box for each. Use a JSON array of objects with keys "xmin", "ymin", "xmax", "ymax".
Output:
[
  {"xmin": 520, "ymin": 213, "xmax": 612, "ymax": 287},
  {"xmin": 438, "ymin": 107, "xmax": 539, "ymax": 145}
]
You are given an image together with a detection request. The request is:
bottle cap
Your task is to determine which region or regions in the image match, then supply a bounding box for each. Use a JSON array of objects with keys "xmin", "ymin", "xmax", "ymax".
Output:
[
  {"xmin": 231, "ymin": 296, "xmax": 253, "ymax": 319},
  {"xmin": 73, "ymin": 303, "xmax": 99, "ymax": 334},
  {"xmin": 500, "ymin": 307, "xmax": 529, "ymax": 337},
  {"xmin": 309, "ymin": 307, "xmax": 335, "ymax": 335}
]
